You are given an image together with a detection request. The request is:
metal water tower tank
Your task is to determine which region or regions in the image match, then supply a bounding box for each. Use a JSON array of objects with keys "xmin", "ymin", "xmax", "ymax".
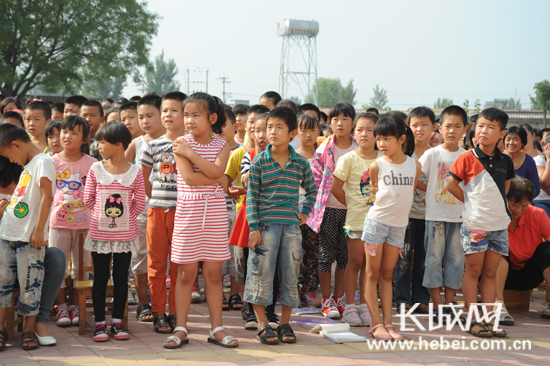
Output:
[{"xmin": 280, "ymin": 19, "xmax": 319, "ymax": 37}]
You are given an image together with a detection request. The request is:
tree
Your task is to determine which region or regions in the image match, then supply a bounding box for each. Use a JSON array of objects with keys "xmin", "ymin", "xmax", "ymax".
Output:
[
  {"xmin": 530, "ymin": 80, "xmax": 550, "ymax": 128},
  {"xmin": 0, "ymin": 0, "xmax": 159, "ymax": 98},
  {"xmin": 434, "ymin": 98, "xmax": 453, "ymax": 108},
  {"xmin": 307, "ymin": 77, "xmax": 357, "ymax": 108},
  {"xmin": 503, "ymin": 97, "xmax": 521, "ymax": 110},
  {"xmin": 82, "ymin": 76, "xmax": 126, "ymax": 100},
  {"xmin": 463, "ymin": 99, "xmax": 470, "ymax": 112},
  {"xmin": 369, "ymin": 85, "xmax": 388, "ymax": 110},
  {"xmin": 474, "ymin": 98, "xmax": 481, "ymax": 113},
  {"xmin": 340, "ymin": 79, "xmax": 357, "ymax": 106},
  {"xmin": 142, "ymin": 51, "xmax": 181, "ymax": 95}
]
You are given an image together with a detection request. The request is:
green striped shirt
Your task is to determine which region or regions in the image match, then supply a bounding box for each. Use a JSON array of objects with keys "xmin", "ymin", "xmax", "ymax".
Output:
[{"xmin": 246, "ymin": 145, "xmax": 318, "ymax": 231}]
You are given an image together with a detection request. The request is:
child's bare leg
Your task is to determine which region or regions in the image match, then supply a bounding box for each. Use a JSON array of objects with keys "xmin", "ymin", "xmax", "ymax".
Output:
[
  {"xmin": 0, "ymin": 308, "xmax": 7, "ymax": 331},
  {"xmin": 319, "ymin": 271, "xmax": 332, "ymax": 298},
  {"xmin": 55, "ymin": 287, "xmax": 66, "ymax": 306},
  {"xmin": 253, "ymin": 304, "xmax": 277, "ymax": 342},
  {"xmin": 480, "ymin": 250, "xmax": 502, "ymax": 313},
  {"xmin": 334, "ymin": 268, "xmax": 345, "ymax": 298},
  {"xmin": 22, "ymin": 315, "xmax": 37, "ymax": 348},
  {"xmin": 463, "ymin": 252, "xmax": 485, "ymax": 309},
  {"xmin": 430, "ymin": 288, "xmax": 442, "ymax": 309},
  {"xmin": 164, "ymin": 263, "xmax": 196, "ymax": 347},
  {"xmin": 365, "ymin": 243, "xmax": 388, "ymax": 335},
  {"xmin": 379, "ymin": 244, "xmax": 399, "ymax": 327},
  {"xmin": 444, "ymin": 287, "xmax": 456, "ymax": 305},
  {"xmin": 344, "ymin": 238, "xmax": 364, "ymax": 304},
  {"xmin": 359, "ymin": 258, "xmax": 367, "ymax": 304}
]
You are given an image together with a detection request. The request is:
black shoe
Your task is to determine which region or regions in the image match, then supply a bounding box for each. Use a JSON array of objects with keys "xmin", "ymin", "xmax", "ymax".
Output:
[
  {"xmin": 241, "ymin": 304, "xmax": 249, "ymax": 321},
  {"xmin": 244, "ymin": 311, "xmax": 258, "ymax": 330},
  {"xmin": 266, "ymin": 310, "xmax": 279, "ymax": 329}
]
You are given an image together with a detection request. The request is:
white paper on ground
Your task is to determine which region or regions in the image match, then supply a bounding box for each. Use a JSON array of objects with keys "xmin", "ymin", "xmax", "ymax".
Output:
[{"xmin": 309, "ymin": 323, "xmax": 366, "ymax": 343}]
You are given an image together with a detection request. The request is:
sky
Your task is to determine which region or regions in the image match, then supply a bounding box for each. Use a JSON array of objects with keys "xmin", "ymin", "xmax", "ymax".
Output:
[{"xmin": 125, "ymin": 0, "xmax": 550, "ymax": 110}]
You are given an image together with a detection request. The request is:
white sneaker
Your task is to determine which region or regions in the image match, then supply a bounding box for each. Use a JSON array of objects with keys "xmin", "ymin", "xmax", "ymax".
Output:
[{"xmin": 358, "ymin": 304, "xmax": 371, "ymax": 326}]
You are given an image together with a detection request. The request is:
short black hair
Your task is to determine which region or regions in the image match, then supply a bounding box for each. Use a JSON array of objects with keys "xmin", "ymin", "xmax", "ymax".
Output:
[
  {"xmin": 507, "ymin": 176, "xmax": 536, "ymax": 203},
  {"xmin": 225, "ymin": 107, "xmax": 236, "ymax": 125},
  {"xmin": 366, "ymin": 107, "xmax": 379, "ymax": 115},
  {"xmin": 247, "ymin": 104, "xmax": 270, "ymax": 116},
  {"xmin": 0, "ymin": 123, "xmax": 31, "ymax": 147},
  {"xmin": 328, "ymin": 102, "xmax": 355, "ymax": 122},
  {"xmin": 534, "ymin": 128, "xmax": 542, "ymax": 139},
  {"xmin": 105, "ymin": 107, "xmax": 120, "ymax": 122},
  {"xmin": 266, "ymin": 106, "xmax": 297, "ymax": 132},
  {"xmin": 319, "ymin": 111, "xmax": 328, "ymax": 123},
  {"xmin": 383, "ymin": 111, "xmax": 408, "ymax": 125},
  {"xmin": 65, "ymin": 96, "xmax": 88, "ymax": 108},
  {"xmin": 277, "ymin": 99, "xmax": 298, "ymax": 113},
  {"xmin": 298, "ymin": 113, "xmax": 319, "ymax": 131},
  {"xmin": 470, "ymin": 114, "xmax": 479, "ymax": 123},
  {"xmin": 0, "ymin": 97, "xmax": 22, "ymax": 114},
  {"xmin": 120, "ymin": 102, "xmax": 138, "ymax": 113},
  {"xmin": 138, "ymin": 94, "xmax": 162, "ymax": 112},
  {"xmin": 440, "ymin": 105, "xmax": 467, "ymax": 127},
  {"xmin": 0, "ymin": 111, "xmax": 24, "ymax": 128},
  {"xmin": 233, "ymin": 104, "xmax": 249, "ymax": 115},
  {"xmin": 354, "ymin": 112, "xmax": 379, "ymax": 128},
  {"xmin": 162, "ymin": 91, "xmax": 188, "ymax": 105},
  {"xmin": 409, "ymin": 106, "xmax": 436, "ymax": 125},
  {"xmin": 95, "ymin": 121, "xmax": 132, "ymax": 150},
  {"xmin": 45, "ymin": 120, "xmax": 61, "ymax": 138},
  {"xmin": 0, "ymin": 154, "xmax": 23, "ymax": 188},
  {"xmin": 61, "ymin": 115, "xmax": 91, "ymax": 140},
  {"xmin": 103, "ymin": 98, "xmax": 114, "ymax": 104},
  {"xmin": 541, "ymin": 128, "xmax": 550, "ymax": 138},
  {"xmin": 505, "ymin": 126, "xmax": 528, "ymax": 148},
  {"xmin": 116, "ymin": 97, "xmax": 129, "ymax": 104},
  {"xmin": 519, "ymin": 123, "xmax": 534, "ymax": 135},
  {"xmin": 260, "ymin": 91, "xmax": 282, "ymax": 106},
  {"xmin": 130, "ymin": 95, "xmax": 141, "ymax": 102},
  {"xmin": 298, "ymin": 103, "xmax": 320, "ymax": 118},
  {"xmin": 26, "ymin": 101, "xmax": 52, "ymax": 120},
  {"xmin": 82, "ymin": 100, "xmax": 104, "ymax": 117},
  {"xmin": 479, "ymin": 108, "xmax": 509, "ymax": 130},
  {"xmin": 51, "ymin": 101, "xmax": 65, "ymax": 114}
]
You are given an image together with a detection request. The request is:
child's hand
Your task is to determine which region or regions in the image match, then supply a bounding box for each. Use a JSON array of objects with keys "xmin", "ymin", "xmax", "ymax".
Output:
[
  {"xmin": 228, "ymin": 185, "xmax": 246, "ymax": 200},
  {"xmin": 298, "ymin": 213, "xmax": 308, "ymax": 225},
  {"xmin": 172, "ymin": 139, "xmax": 192, "ymax": 158},
  {"xmin": 420, "ymin": 196, "xmax": 426, "ymax": 205},
  {"xmin": 217, "ymin": 174, "xmax": 229, "ymax": 191},
  {"xmin": 30, "ymin": 227, "xmax": 45, "ymax": 249},
  {"xmin": 0, "ymin": 199, "xmax": 7, "ymax": 218},
  {"xmin": 248, "ymin": 230, "xmax": 262, "ymax": 251},
  {"xmin": 544, "ymin": 143, "xmax": 550, "ymax": 161},
  {"xmin": 371, "ymin": 182, "xmax": 379, "ymax": 195}
]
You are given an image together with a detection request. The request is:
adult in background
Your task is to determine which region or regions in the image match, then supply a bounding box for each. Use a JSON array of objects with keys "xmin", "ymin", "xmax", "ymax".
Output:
[
  {"xmin": 504, "ymin": 126, "xmax": 540, "ymax": 197},
  {"xmin": 534, "ymin": 134, "xmax": 550, "ymax": 218}
]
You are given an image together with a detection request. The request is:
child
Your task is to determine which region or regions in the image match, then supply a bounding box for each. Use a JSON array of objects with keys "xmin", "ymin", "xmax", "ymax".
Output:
[
  {"xmin": 447, "ymin": 108, "xmax": 514, "ymax": 338},
  {"xmin": 295, "ymin": 113, "xmax": 322, "ymax": 308},
  {"xmin": 120, "ymin": 102, "xmax": 144, "ymax": 140},
  {"xmin": 429, "ymin": 128, "xmax": 444, "ymax": 148},
  {"xmin": 81, "ymin": 100, "xmax": 105, "ymax": 142},
  {"xmin": 140, "ymin": 91, "xmax": 186, "ymax": 334},
  {"xmin": 393, "ymin": 107, "xmax": 435, "ymax": 313},
  {"xmin": 331, "ymin": 113, "xmax": 381, "ymax": 326},
  {"xmin": 46, "ymin": 120, "xmax": 63, "ymax": 156},
  {"xmin": 25, "ymin": 101, "xmax": 52, "ymax": 153},
  {"xmin": 51, "ymin": 102, "xmax": 65, "ymax": 121},
  {"xmin": 0, "ymin": 111, "xmax": 25, "ymax": 128},
  {"xmin": 244, "ymin": 107, "xmax": 317, "ymax": 344},
  {"xmin": 105, "ymin": 107, "xmax": 120, "ymax": 123},
  {"xmin": 0, "ymin": 123, "xmax": 55, "ymax": 351},
  {"xmin": 163, "ymin": 93, "xmax": 238, "ymax": 349},
  {"xmin": 63, "ymin": 95, "xmax": 87, "ymax": 119},
  {"xmin": 83, "ymin": 121, "xmax": 146, "ymax": 342},
  {"xmin": 306, "ymin": 102, "xmax": 357, "ymax": 319},
  {"xmin": 418, "ymin": 105, "xmax": 467, "ymax": 321},
  {"xmin": 49, "ymin": 116, "xmax": 97, "ymax": 327},
  {"xmin": 363, "ymin": 116, "xmax": 420, "ymax": 341},
  {"xmin": 233, "ymin": 104, "xmax": 249, "ymax": 145},
  {"xmin": 259, "ymin": 91, "xmax": 282, "ymax": 111}
]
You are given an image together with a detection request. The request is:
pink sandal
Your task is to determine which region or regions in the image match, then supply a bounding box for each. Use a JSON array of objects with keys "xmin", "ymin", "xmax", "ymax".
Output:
[
  {"xmin": 385, "ymin": 324, "xmax": 403, "ymax": 341},
  {"xmin": 369, "ymin": 323, "xmax": 392, "ymax": 341}
]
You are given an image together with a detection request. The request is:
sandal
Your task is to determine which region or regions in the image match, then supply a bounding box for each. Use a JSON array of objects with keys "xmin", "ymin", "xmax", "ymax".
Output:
[
  {"xmin": 163, "ymin": 326, "xmax": 189, "ymax": 349},
  {"xmin": 484, "ymin": 321, "xmax": 507, "ymax": 338},
  {"xmin": 167, "ymin": 313, "xmax": 177, "ymax": 331},
  {"xmin": 153, "ymin": 313, "xmax": 173, "ymax": 334},
  {"xmin": 443, "ymin": 307, "xmax": 466, "ymax": 325},
  {"xmin": 0, "ymin": 329, "xmax": 7, "ymax": 352},
  {"xmin": 208, "ymin": 326, "xmax": 238, "ymax": 348},
  {"xmin": 228, "ymin": 294, "xmax": 244, "ymax": 311},
  {"xmin": 21, "ymin": 331, "xmax": 39, "ymax": 351},
  {"xmin": 369, "ymin": 323, "xmax": 392, "ymax": 341},
  {"xmin": 276, "ymin": 324, "xmax": 296, "ymax": 343},
  {"xmin": 222, "ymin": 296, "xmax": 230, "ymax": 311},
  {"xmin": 136, "ymin": 304, "xmax": 154, "ymax": 322},
  {"xmin": 256, "ymin": 325, "xmax": 279, "ymax": 345},
  {"xmin": 384, "ymin": 324, "xmax": 403, "ymax": 341},
  {"xmin": 467, "ymin": 321, "xmax": 493, "ymax": 338}
]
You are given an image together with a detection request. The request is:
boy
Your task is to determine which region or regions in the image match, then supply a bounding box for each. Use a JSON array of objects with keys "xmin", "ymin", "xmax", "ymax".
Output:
[
  {"xmin": 51, "ymin": 102, "xmax": 65, "ymax": 120},
  {"xmin": 81, "ymin": 100, "xmax": 105, "ymax": 141},
  {"xmin": 25, "ymin": 101, "xmax": 52, "ymax": 153},
  {"xmin": 447, "ymin": 108, "xmax": 514, "ymax": 337},
  {"xmin": 298, "ymin": 103, "xmax": 320, "ymax": 120},
  {"xmin": 233, "ymin": 104, "xmax": 249, "ymax": 145},
  {"xmin": 140, "ymin": 91, "xmax": 186, "ymax": 333},
  {"xmin": 0, "ymin": 123, "xmax": 55, "ymax": 350},
  {"xmin": 63, "ymin": 96, "xmax": 87, "ymax": 119},
  {"xmin": 393, "ymin": 107, "xmax": 434, "ymax": 313},
  {"xmin": 259, "ymin": 91, "xmax": 281, "ymax": 111},
  {"xmin": 244, "ymin": 107, "xmax": 317, "ymax": 344},
  {"xmin": 418, "ymin": 106, "xmax": 466, "ymax": 319},
  {"xmin": 120, "ymin": 102, "xmax": 144, "ymax": 140}
]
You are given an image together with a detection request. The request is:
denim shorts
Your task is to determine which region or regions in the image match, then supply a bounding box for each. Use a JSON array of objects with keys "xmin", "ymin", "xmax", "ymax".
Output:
[
  {"xmin": 0, "ymin": 239, "xmax": 45, "ymax": 316},
  {"xmin": 460, "ymin": 225, "xmax": 509, "ymax": 256},
  {"xmin": 423, "ymin": 221, "xmax": 464, "ymax": 289},
  {"xmin": 243, "ymin": 223, "xmax": 303, "ymax": 308},
  {"xmin": 362, "ymin": 218, "xmax": 405, "ymax": 249}
]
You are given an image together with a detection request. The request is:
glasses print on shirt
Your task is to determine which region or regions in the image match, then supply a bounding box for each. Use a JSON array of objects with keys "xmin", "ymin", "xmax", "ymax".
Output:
[
  {"xmin": 360, "ymin": 170, "xmax": 375, "ymax": 207},
  {"xmin": 55, "ymin": 169, "xmax": 88, "ymax": 224},
  {"xmin": 100, "ymin": 192, "xmax": 130, "ymax": 231},
  {"xmin": 8, "ymin": 170, "xmax": 31, "ymax": 218}
]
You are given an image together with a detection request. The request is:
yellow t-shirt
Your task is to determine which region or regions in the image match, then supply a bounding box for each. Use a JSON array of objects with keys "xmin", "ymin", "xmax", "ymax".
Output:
[
  {"xmin": 225, "ymin": 145, "xmax": 246, "ymax": 212},
  {"xmin": 333, "ymin": 150, "xmax": 382, "ymax": 232}
]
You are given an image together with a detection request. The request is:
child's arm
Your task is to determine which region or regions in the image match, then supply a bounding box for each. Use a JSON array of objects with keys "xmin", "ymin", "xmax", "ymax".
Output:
[
  {"xmin": 246, "ymin": 159, "xmax": 262, "ymax": 250},
  {"xmin": 413, "ymin": 160, "xmax": 422, "ymax": 190},
  {"xmin": 83, "ymin": 165, "xmax": 97, "ymax": 209},
  {"xmin": 369, "ymin": 161, "xmax": 379, "ymax": 195},
  {"xmin": 130, "ymin": 170, "xmax": 147, "ymax": 217},
  {"xmin": 31, "ymin": 176, "xmax": 53, "ymax": 248},
  {"xmin": 301, "ymin": 163, "xmax": 319, "ymax": 224},
  {"xmin": 141, "ymin": 165, "xmax": 153, "ymax": 199},
  {"xmin": 174, "ymin": 154, "xmax": 227, "ymax": 187},
  {"xmin": 311, "ymin": 149, "xmax": 324, "ymax": 188},
  {"xmin": 330, "ymin": 177, "xmax": 346, "ymax": 206},
  {"xmin": 0, "ymin": 198, "xmax": 7, "ymax": 218},
  {"xmin": 125, "ymin": 140, "xmax": 137, "ymax": 163},
  {"xmin": 173, "ymin": 139, "xmax": 230, "ymax": 179},
  {"xmin": 446, "ymin": 177, "xmax": 464, "ymax": 203}
]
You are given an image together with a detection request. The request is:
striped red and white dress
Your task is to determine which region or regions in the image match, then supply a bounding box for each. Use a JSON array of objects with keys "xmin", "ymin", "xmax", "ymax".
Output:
[{"xmin": 171, "ymin": 134, "xmax": 230, "ymax": 264}]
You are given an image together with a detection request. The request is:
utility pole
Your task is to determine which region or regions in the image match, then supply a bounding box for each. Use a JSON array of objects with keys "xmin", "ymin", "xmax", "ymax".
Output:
[
  {"xmin": 186, "ymin": 68, "xmax": 190, "ymax": 95},
  {"xmin": 206, "ymin": 69, "xmax": 209, "ymax": 93},
  {"xmin": 219, "ymin": 76, "xmax": 229, "ymax": 103}
]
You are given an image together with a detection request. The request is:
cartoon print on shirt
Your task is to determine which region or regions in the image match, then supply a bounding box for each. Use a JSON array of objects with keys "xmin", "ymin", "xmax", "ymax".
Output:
[
  {"xmin": 8, "ymin": 171, "xmax": 31, "ymax": 218},
  {"xmin": 105, "ymin": 194, "xmax": 124, "ymax": 228},
  {"xmin": 360, "ymin": 170, "xmax": 375, "ymax": 206},
  {"xmin": 159, "ymin": 153, "xmax": 176, "ymax": 183},
  {"xmin": 435, "ymin": 161, "xmax": 459, "ymax": 205},
  {"xmin": 55, "ymin": 170, "xmax": 88, "ymax": 224}
]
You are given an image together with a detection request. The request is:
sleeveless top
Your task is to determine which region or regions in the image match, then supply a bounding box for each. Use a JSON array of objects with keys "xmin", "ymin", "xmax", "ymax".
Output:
[{"xmin": 367, "ymin": 156, "xmax": 417, "ymax": 227}]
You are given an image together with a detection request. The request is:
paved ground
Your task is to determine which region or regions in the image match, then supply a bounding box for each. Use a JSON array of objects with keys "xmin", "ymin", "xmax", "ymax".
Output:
[{"xmin": 1, "ymin": 287, "xmax": 549, "ymax": 366}]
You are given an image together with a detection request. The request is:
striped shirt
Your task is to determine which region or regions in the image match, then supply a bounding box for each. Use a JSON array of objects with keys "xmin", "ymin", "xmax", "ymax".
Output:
[
  {"xmin": 139, "ymin": 135, "xmax": 178, "ymax": 209},
  {"xmin": 246, "ymin": 145, "xmax": 317, "ymax": 232}
]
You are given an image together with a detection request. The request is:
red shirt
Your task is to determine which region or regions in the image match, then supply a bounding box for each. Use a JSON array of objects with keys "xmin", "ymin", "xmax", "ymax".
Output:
[{"xmin": 508, "ymin": 205, "xmax": 550, "ymax": 269}]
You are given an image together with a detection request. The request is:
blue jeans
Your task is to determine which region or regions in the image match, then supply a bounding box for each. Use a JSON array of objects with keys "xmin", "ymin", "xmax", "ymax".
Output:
[
  {"xmin": 37, "ymin": 247, "xmax": 66, "ymax": 323},
  {"xmin": 393, "ymin": 219, "xmax": 430, "ymax": 305},
  {"xmin": 243, "ymin": 223, "xmax": 303, "ymax": 308},
  {"xmin": 533, "ymin": 200, "xmax": 550, "ymax": 219}
]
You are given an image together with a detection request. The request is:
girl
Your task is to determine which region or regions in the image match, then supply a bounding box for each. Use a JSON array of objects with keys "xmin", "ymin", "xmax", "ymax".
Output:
[
  {"xmin": 49, "ymin": 116, "xmax": 96, "ymax": 328},
  {"xmin": 163, "ymin": 93, "xmax": 238, "ymax": 349},
  {"xmin": 306, "ymin": 102, "xmax": 358, "ymax": 319},
  {"xmin": 331, "ymin": 113, "xmax": 381, "ymax": 326},
  {"xmin": 504, "ymin": 126, "xmax": 540, "ymax": 197},
  {"xmin": 83, "ymin": 121, "xmax": 146, "ymax": 342},
  {"xmin": 362, "ymin": 117, "xmax": 420, "ymax": 341}
]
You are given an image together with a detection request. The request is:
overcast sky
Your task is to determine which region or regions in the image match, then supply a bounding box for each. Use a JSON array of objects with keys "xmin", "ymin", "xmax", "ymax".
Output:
[{"xmin": 125, "ymin": 0, "xmax": 549, "ymax": 110}]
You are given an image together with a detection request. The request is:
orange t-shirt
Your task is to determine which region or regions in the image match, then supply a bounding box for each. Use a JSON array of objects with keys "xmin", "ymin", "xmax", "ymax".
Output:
[{"xmin": 508, "ymin": 205, "xmax": 550, "ymax": 269}]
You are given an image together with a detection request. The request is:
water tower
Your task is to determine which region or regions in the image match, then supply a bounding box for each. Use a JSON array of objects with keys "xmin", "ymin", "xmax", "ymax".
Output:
[{"xmin": 278, "ymin": 19, "xmax": 319, "ymax": 104}]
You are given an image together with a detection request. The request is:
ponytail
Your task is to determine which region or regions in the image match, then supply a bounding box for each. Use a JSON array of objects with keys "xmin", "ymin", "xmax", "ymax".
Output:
[
  {"xmin": 373, "ymin": 116, "xmax": 415, "ymax": 156},
  {"xmin": 182, "ymin": 92, "xmax": 227, "ymax": 134},
  {"xmin": 403, "ymin": 126, "xmax": 415, "ymax": 157}
]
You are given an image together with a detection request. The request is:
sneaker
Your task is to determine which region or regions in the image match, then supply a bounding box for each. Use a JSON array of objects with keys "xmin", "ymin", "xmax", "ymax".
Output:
[
  {"xmin": 321, "ymin": 296, "xmax": 340, "ymax": 319},
  {"xmin": 56, "ymin": 307, "xmax": 71, "ymax": 327},
  {"xmin": 191, "ymin": 282, "xmax": 201, "ymax": 303},
  {"xmin": 69, "ymin": 305, "xmax": 79, "ymax": 326},
  {"xmin": 342, "ymin": 306, "xmax": 362, "ymax": 327},
  {"xmin": 110, "ymin": 322, "xmax": 130, "ymax": 340},
  {"xmin": 334, "ymin": 296, "xmax": 346, "ymax": 316},
  {"xmin": 266, "ymin": 310, "xmax": 279, "ymax": 329},
  {"xmin": 222, "ymin": 274, "xmax": 231, "ymax": 288},
  {"xmin": 542, "ymin": 305, "xmax": 550, "ymax": 319},
  {"xmin": 128, "ymin": 288, "xmax": 137, "ymax": 305},
  {"xmin": 300, "ymin": 292, "xmax": 321, "ymax": 308},
  {"xmin": 358, "ymin": 304, "xmax": 371, "ymax": 326},
  {"xmin": 244, "ymin": 311, "xmax": 258, "ymax": 330},
  {"xmin": 93, "ymin": 324, "xmax": 109, "ymax": 342}
]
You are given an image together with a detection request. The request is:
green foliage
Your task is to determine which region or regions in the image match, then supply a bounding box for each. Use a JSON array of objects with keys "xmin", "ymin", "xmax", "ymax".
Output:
[
  {"xmin": 82, "ymin": 76, "xmax": 126, "ymax": 100},
  {"xmin": 142, "ymin": 51, "xmax": 181, "ymax": 95},
  {"xmin": 307, "ymin": 77, "xmax": 357, "ymax": 108},
  {"xmin": 530, "ymin": 80, "xmax": 550, "ymax": 111},
  {"xmin": 0, "ymin": 0, "xmax": 159, "ymax": 98},
  {"xmin": 369, "ymin": 85, "xmax": 388, "ymax": 110},
  {"xmin": 434, "ymin": 98, "xmax": 453, "ymax": 108},
  {"xmin": 503, "ymin": 97, "xmax": 521, "ymax": 110},
  {"xmin": 474, "ymin": 98, "xmax": 481, "ymax": 113},
  {"xmin": 463, "ymin": 99, "xmax": 470, "ymax": 112}
]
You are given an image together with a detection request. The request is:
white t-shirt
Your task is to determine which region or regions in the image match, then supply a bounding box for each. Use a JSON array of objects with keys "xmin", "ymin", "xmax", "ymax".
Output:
[
  {"xmin": 409, "ymin": 150, "xmax": 429, "ymax": 219},
  {"xmin": 0, "ymin": 153, "xmax": 55, "ymax": 242},
  {"xmin": 326, "ymin": 144, "xmax": 356, "ymax": 209},
  {"xmin": 534, "ymin": 155, "xmax": 550, "ymax": 201},
  {"xmin": 419, "ymin": 145, "xmax": 465, "ymax": 222}
]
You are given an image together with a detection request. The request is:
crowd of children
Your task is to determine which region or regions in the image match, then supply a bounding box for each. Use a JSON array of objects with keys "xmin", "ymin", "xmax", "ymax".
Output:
[{"xmin": 0, "ymin": 89, "xmax": 549, "ymax": 352}]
